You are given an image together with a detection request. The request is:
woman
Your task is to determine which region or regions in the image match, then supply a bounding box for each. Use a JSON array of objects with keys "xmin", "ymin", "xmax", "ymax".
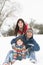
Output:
[{"xmin": 14, "ymin": 18, "xmax": 28, "ymax": 36}]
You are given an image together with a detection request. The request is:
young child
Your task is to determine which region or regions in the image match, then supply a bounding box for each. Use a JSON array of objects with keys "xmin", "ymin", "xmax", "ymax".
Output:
[{"xmin": 3, "ymin": 37, "xmax": 26, "ymax": 65}]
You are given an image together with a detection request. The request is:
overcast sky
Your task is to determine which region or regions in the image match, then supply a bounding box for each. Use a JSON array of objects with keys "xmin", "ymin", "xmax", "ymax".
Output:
[{"xmin": 16, "ymin": 0, "xmax": 43, "ymax": 24}]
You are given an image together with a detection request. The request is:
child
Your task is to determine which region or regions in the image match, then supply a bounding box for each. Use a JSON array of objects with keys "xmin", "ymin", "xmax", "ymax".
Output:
[{"xmin": 3, "ymin": 37, "xmax": 26, "ymax": 65}]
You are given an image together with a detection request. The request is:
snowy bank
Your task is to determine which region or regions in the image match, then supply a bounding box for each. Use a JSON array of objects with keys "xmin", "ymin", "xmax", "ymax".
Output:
[{"xmin": 0, "ymin": 35, "xmax": 43, "ymax": 65}]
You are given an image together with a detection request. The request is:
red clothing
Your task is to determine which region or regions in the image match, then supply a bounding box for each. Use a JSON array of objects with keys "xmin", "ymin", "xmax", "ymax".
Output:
[{"xmin": 18, "ymin": 24, "xmax": 28, "ymax": 35}]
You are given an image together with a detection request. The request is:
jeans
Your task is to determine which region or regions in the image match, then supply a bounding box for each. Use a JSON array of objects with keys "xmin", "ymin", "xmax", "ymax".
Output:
[
  {"xmin": 29, "ymin": 51, "xmax": 36, "ymax": 60},
  {"xmin": 4, "ymin": 50, "xmax": 23, "ymax": 64},
  {"xmin": 4, "ymin": 50, "xmax": 16, "ymax": 63},
  {"xmin": 4, "ymin": 50, "xmax": 36, "ymax": 64},
  {"xmin": 26, "ymin": 50, "xmax": 36, "ymax": 61}
]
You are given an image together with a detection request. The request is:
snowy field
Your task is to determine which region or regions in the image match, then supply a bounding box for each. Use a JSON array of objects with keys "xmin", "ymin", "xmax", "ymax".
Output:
[{"xmin": 0, "ymin": 35, "xmax": 43, "ymax": 65}]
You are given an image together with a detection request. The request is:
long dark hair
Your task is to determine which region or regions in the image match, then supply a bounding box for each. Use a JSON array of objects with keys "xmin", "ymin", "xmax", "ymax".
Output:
[{"xmin": 14, "ymin": 18, "xmax": 26, "ymax": 36}]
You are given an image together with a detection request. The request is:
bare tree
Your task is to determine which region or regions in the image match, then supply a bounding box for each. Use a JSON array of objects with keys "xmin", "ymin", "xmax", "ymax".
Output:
[
  {"xmin": 29, "ymin": 18, "xmax": 43, "ymax": 34},
  {"xmin": 0, "ymin": 0, "xmax": 21, "ymax": 36},
  {"xmin": 29, "ymin": 18, "xmax": 39, "ymax": 34},
  {"xmin": 0, "ymin": 0, "xmax": 6, "ymax": 26},
  {"xmin": 29, "ymin": 18, "xmax": 36, "ymax": 28},
  {"xmin": 0, "ymin": 0, "xmax": 21, "ymax": 26}
]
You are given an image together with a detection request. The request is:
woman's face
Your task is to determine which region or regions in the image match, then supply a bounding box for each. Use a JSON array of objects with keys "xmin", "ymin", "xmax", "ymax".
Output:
[
  {"xmin": 18, "ymin": 21, "xmax": 24, "ymax": 29},
  {"xmin": 26, "ymin": 32, "xmax": 33, "ymax": 39}
]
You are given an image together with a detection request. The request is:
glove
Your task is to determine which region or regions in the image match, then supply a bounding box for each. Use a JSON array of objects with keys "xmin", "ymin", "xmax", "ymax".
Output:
[{"xmin": 12, "ymin": 43, "xmax": 15, "ymax": 49}]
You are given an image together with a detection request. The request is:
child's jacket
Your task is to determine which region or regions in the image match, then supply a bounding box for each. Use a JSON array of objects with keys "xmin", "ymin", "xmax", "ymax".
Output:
[{"xmin": 13, "ymin": 44, "xmax": 26, "ymax": 58}]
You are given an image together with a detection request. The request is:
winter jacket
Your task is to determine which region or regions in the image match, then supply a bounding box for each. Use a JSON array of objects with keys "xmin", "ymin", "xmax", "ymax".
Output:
[
  {"xmin": 11, "ymin": 35, "xmax": 40, "ymax": 51},
  {"xmin": 13, "ymin": 44, "xmax": 26, "ymax": 59},
  {"xmin": 17, "ymin": 24, "xmax": 28, "ymax": 35}
]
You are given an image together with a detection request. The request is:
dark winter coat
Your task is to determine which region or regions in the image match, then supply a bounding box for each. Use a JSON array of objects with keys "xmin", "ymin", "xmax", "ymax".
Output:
[{"xmin": 11, "ymin": 35, "xmax": 40, "ymax": 51}]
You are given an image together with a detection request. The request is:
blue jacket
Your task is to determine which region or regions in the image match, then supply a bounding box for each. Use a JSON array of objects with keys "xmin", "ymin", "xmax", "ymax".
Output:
[{"xmin": 11, "ymin": 35, "xmax": 40, "ymax": 51}]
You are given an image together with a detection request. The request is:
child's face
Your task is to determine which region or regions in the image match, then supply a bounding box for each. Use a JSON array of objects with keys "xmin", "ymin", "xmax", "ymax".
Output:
[
  {"xmin": 16, "ymin": 39, "xmax": 23, "ymax": 46},
  {"xmin": 26, "ymin": 32, "xmax": 33, "ymax": 39}
]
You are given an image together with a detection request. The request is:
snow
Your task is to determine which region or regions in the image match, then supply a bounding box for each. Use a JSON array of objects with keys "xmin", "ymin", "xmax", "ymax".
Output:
[{"xmin": 0, "ymin": 35, "xmax": 43, "ymax": 65}]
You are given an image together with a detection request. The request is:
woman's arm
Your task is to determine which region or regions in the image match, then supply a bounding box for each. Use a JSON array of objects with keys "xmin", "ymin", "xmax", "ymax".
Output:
[
  {"xmin": 32, "ymin": 39, "xmax": 40, "ymax": 51},
  {"xmin": 11, "ymin": 38, "xmax": 16, "ymax": 49}
]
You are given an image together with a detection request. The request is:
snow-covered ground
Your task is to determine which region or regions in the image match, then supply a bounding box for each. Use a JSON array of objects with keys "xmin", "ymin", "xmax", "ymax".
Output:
[{"xmin": 0, "ymin": 35, "xmax": 43, "ymax": 65}]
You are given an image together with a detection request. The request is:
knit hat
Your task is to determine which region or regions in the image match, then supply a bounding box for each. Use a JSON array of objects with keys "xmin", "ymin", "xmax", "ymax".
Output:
[
  {"xmin": 26, "ymin": 28, "xmax": 33, "ymax": 33},
  {"xmin": 15, "ymin": 36, "xmax": 24, "ymax": 43}
]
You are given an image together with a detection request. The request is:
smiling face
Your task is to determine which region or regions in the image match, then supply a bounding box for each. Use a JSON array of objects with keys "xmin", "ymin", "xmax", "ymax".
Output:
[
  {"xmin": 16, "ymin": 39, "xmax": 23, "ymax": 46},
  {"xmin": 26, "ymin": 31, "xmax": 33, "ymax": 39},
  {"xmin": 18, "ymin": 21, "xmax": 24, "ymax": 29}
]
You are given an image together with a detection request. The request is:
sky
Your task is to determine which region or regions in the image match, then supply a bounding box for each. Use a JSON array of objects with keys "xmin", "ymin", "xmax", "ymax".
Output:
[{"xmin": 16, "ymin": 0, "xmax": 43, "ymax": 24}]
